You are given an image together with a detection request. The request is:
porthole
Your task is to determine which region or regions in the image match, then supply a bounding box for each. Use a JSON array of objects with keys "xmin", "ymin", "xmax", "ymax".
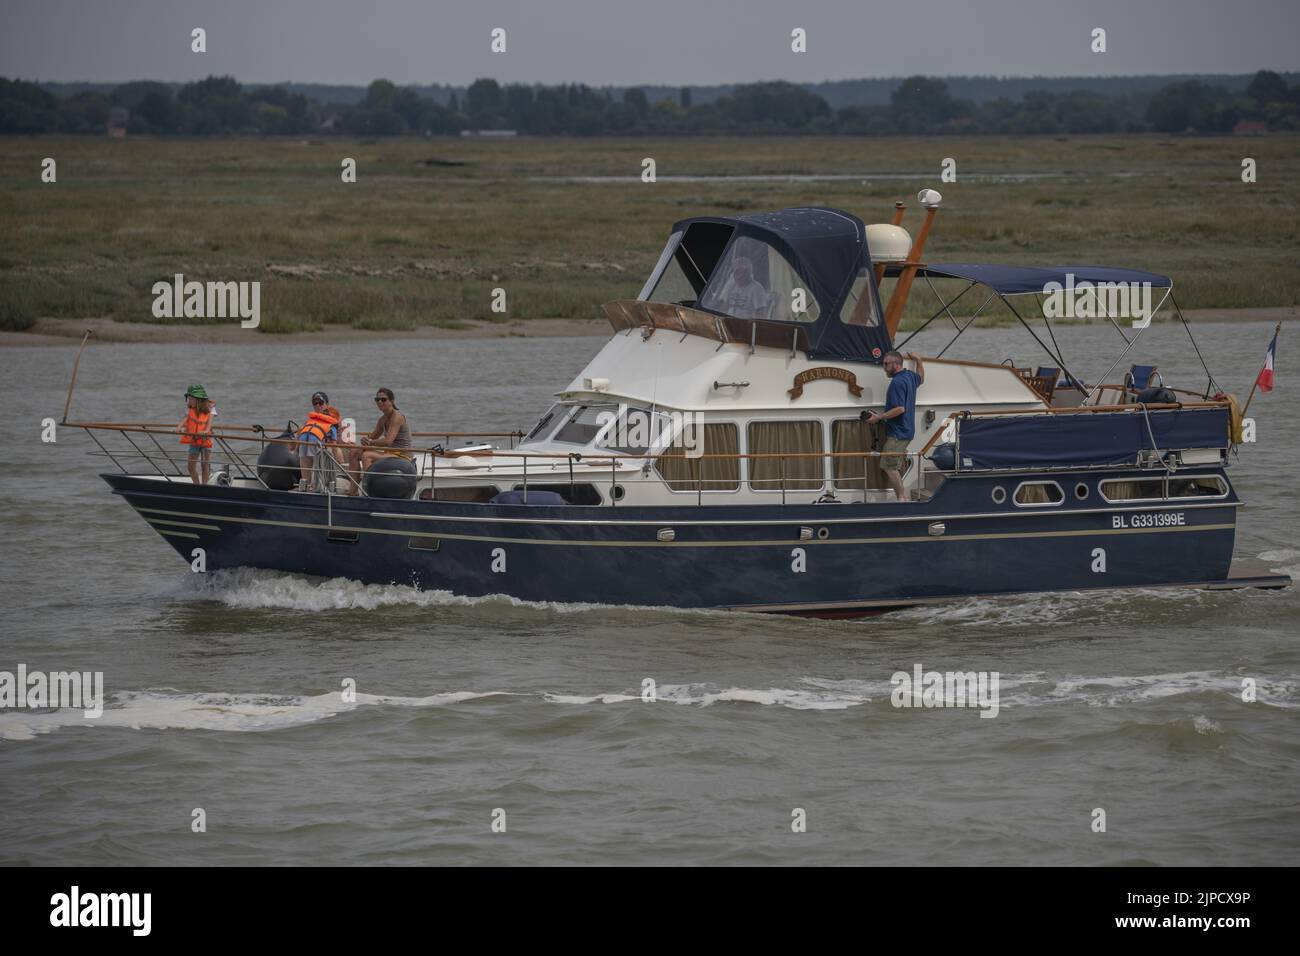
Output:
[
  {"xmin": 991, "ymin": 485, "xmax": 1007, "ymax": 504},
  {"xmin": 1075, "ymin": 482, "xmax": 1090, "ymax": 500},
  {"xmin": 816, "ymin": 527, "xmax": 830, "ymax": 540},
  {"xmin": 610, "ymin": 484, "xmax": 626, "ymax": 501}
]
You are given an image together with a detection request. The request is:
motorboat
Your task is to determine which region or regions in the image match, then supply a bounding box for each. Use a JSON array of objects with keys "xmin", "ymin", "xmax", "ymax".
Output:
[{"xmin": 73, "ymin": 191, "xmax": 1290, "ymax": 614}]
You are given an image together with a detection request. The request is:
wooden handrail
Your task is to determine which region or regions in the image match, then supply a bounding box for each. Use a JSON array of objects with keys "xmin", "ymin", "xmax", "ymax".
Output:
[
  {"xmin": 66, "ymin": 421, "xmax": 522, "ymax": 439},
  {"xmin": 69, "ymin": 397, "xmax": 1230, "ymax": 467},
  {"xmin": 960, "ymin": 400, "xmax": 1225, "ymax": 417},
  {"xmin": 69, "ymin": 421, "xmax": 923, "ymax": 463}
]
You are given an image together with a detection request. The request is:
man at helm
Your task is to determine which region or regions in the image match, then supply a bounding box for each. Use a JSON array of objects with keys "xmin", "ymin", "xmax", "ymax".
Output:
[{"xmin": 716, "ymin": 252, "xmax": 771, "ymax": 319}]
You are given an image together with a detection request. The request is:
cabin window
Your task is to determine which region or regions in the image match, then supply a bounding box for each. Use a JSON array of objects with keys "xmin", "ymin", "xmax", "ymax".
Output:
[
  {"xmin": 838, "ymin": 266, "xmax": 883, "ymax": 328},
  {"xmin": 597, "ymin": 406, "xmax": 669, "ymax": 455},
  {"xmin": 420, "ymin": 485, "xmax": 500, "ymax": 503},
  {"xmin": 1013, "ymin": 481, "xmax": 1064, "ymax": 506},
  {"xmin": 1100, "ymin": 475, "xmax": 1228, "ymax": 503},
  {"xmin": 1169, "ymin": 476, "xmax": 1228, "ymax": 498},
  {"xmin": 747, "ymin": 421, "xmax": 824, "ymax": 491},
  {"xmin": 1100, "ymin": 479, "xmax": 1164, "ymax": 502},
  {"xmin": 655, "ymin": 423, "xmax": 740, "ymax": 492},
  {"xmin": 831, "ymin": 419, "xmax": 889, "ymax": 490},
  {"xmin": 699, "ymin": 236, "xmax": 821, "ymax": 323},
  {"xmin": 552, "ymin": 404, "xmax": 619, "ymax": 446}
]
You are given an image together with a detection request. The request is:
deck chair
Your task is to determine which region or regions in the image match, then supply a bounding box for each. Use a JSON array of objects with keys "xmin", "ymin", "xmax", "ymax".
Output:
[
  {"xmin": 1031, "ymin": 366, "xmax": 1060, "ymax": 401},
  {"xmin": 1124, "ymin": 364, "xmax": 1162, "ymax": 396}
]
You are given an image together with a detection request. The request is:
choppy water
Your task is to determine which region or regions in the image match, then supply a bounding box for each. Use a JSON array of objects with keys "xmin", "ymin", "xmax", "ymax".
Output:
[{"xmin": 1, "ymin": 322, "xmax": 1297, "ymax": 865}]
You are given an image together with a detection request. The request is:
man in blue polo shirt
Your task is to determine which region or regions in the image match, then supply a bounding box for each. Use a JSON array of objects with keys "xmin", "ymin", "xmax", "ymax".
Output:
[{"xmin": 861, "ymin": 350, "xmax": 924, "ymax": 502}]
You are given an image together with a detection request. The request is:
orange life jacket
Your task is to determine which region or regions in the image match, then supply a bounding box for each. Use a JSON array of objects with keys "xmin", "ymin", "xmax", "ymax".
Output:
[
  {"xmin": 180, "ymin": 407, "xmax": 213, "ymax": 447},
  {"xmin": 298, "ymin": 408, "xmax": 341, "ymax": 443}
]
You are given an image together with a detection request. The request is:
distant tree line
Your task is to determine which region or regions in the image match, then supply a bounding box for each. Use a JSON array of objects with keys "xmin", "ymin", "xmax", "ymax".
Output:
[{"xmin": 2, "ymin": 71, "xmax": 1297, "ymax": 136}]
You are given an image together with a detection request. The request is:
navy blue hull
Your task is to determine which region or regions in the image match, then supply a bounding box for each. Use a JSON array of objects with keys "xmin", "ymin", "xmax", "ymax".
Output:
[{"xmin": 103, "ymin": 470, "xmax": 1240, "ymax": 613}]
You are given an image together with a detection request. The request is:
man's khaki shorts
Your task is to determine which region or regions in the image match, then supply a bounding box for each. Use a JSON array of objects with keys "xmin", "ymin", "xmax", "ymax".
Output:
[{"xmin": 880, "ymin": 436, "xmax": 910, "ymax": 471}]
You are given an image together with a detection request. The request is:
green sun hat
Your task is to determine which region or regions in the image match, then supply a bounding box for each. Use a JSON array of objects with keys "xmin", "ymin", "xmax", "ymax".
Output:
[{"xmin": 184, "ymin": 384, "xmax": 209, "ymax": 400}]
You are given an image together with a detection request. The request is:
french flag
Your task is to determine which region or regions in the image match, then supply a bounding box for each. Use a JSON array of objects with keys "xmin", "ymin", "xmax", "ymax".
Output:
[{"xmin": 1256, "ymin": 332, "xmax": 1277, "ymax": 392}]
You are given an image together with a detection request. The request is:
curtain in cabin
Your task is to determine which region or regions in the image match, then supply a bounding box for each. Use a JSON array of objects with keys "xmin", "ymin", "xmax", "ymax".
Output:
[
  {"xmin": 747, "ymin": 421, "xmax": 824, "ymax": 491},
  {"xmin": 655, "ymin": 423, "xmax": 740, "ymax": 492}
]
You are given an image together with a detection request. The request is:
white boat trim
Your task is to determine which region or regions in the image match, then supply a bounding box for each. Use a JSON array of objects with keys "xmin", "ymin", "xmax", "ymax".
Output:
[{"xmin": 368, "ymin": 499, "xmax": 1240, "ymax": 527}]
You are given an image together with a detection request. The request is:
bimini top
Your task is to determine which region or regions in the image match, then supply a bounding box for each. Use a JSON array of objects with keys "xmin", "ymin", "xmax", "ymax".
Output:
[
  {"xmin": 631, "ymin": 207, "xmax": 1176, "ymax": 365},
  {"xmin": 907, "ymin": 262, "xmax": 1173, "ymax": 295},
  {"xmin": 636, "ymin": 206, "xmax": 893, "ymax": 363}
]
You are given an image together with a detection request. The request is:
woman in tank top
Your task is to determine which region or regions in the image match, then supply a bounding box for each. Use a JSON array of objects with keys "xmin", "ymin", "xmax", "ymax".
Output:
[{"xmin": 346, "ymin": 386, "xmax": 412, "ymax": 495}]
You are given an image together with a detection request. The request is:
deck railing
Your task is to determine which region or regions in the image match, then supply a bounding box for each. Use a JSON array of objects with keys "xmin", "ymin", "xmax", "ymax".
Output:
[
  {"xmin": 67, "ymin": 421, "xmax": 931, "ymax": 504},
  {"xmin": 69, "ymin": 398, "xmax": 1227, "ymax": 505}
]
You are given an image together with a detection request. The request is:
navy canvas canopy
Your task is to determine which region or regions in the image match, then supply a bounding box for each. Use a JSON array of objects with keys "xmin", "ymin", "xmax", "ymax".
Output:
[
  {"xmin": 653, "ymin": 208, "xmax": 1174, "ymax": 365},
  {"xmin": 672, "ymin": 208, "xmax": 864, "ymax": 316},
  {"xmin": 672, "ymin": 207, "xmax": 894, "ymax": 363},
  {"xmin": 955, "ymin": 406, "xmax": 1227, "ymax": 471},
  {"xmin": 917, "ymin": 263, "xmax": 1173, "ymax": 296}
]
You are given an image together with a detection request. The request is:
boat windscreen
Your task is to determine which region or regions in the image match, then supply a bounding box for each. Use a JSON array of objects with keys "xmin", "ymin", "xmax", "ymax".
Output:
[
  {"xmin": 551, "ymin": 404, "xmax": 620, "ymax": 446},
  {"xmin": 699, "ymin": 235, "xmax": 820, "ymax": 322},
  {"xmin": 524, "ymin": 404, "xmax": 563, "ymax": 442},
  {"xmin": 838, "ymin": 265, "xmax": 883, "ymax": 327},
  {"xmin": 639, "ymin": 222, "xmax": 734, "ymax": 306}
]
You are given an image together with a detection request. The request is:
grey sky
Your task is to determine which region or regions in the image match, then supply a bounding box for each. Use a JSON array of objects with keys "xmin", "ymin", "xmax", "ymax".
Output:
[{"xmin": 2, "ymin": 0, "xmax": 1297, "ymax": 86}]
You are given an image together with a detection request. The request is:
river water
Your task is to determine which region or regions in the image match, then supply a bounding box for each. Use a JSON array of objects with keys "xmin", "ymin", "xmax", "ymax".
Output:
[{"xmin": 1, "ymin": 321, "xmax": 1296, "ymax": 865}]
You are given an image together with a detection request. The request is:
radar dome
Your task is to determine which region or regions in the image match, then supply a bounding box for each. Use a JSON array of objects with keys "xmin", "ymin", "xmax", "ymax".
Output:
[{"xmin": 864, "ymin": 223, "xmax": 912, "ymax": 263}]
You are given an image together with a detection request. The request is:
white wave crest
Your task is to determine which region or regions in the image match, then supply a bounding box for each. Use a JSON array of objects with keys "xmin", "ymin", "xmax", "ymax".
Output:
[
  {"xmin": 1258, "ymin": 548, "xmax": 1300, "ymax": 578},
  {"xmin": 4, "ymin": 671, "xmax": 1291, "ymax": 741},
  {"xmin": 154, "ymin": 568, "xmax": 700, "ymax": 616},
  {"xmin": 1191, "ymin": 714, "xmax": 1224, "ymax": 735},
  {"xmin": 1002, "ymin": 671, "xmax": 1297, "ymax": 709},
  {"xmin": 0, "ymin": 688, "xmax": 513, "ymax": 741},
  {"xmin": 890, "ymin": 587, "xmax": 1208, "ymax": 628}
]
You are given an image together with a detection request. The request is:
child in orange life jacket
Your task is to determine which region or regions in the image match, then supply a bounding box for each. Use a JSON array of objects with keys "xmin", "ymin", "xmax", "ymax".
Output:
[
  {"xmin": 296, "ymin": 391, "xmax": 342, "ymax": 491},
  {"xmin": 178, "ymin": 384, "xmax": 215, "ymax": 484}
]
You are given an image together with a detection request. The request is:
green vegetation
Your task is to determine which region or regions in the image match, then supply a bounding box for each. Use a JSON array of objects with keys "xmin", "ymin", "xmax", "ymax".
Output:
[{"xmin": 2, "ymin": 134, "xmax": 1298, "ymax": 333}]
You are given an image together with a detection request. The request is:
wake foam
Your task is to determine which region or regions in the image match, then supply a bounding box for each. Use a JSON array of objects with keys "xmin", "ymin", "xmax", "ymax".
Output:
[
  {"xmin": 3, "ymin": 672, "xmax": 1292, "ymax": 741},
  {"xmin": 1259, "ymin": 548, "xmax": 1300, "ymax": 578},
  {"xmin": 547, "ymin": 683, "xmax": 872, "ymax": 710},
  {"xmin": 889, "ymin": 586, "xmax": 1209, "ymax": 628},
  {"xmin": 1011, "ymin": 670, "xmax": 1296, "ymax": 709},
  {"xmin": 153, "ymin": 568, "xmax": 704, "ymax": 617},
  {"xmin": 0, "ymin": 689, "xmax": 513, "ymax": 741}
]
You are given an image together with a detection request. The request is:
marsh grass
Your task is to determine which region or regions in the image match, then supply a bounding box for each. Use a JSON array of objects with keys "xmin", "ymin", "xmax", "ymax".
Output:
[{"xmin": 2, "ymin": 134, "xmax": 1297, "ymax": 332}]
